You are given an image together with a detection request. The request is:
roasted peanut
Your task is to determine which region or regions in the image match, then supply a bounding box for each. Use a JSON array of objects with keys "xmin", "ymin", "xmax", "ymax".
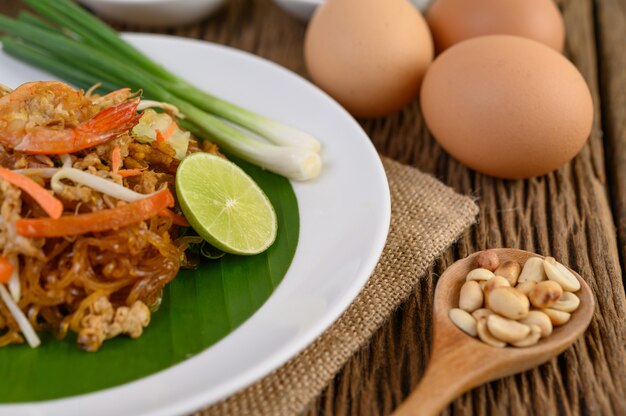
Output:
[
  {"xmin": 528, "ymin": 281, "xmax": 563, "ymax": 309},
  {"xmin": 483, "ymin": 276, "xmax": 510, "ymax": 308},
  {"xmin": 489, "ymin": 287, "xmax": 529, "ymax": 320},
  {"xmin": 459, "ymin": 281, "xmax": 483, "ymax": 312},
  {"xmin": 494, "ymin": 260, "xmax": 522, "ymax": 286},
  {"xmin": 518, "ymin": 310, "xmax": 553, "ymax": 337},
  {"xmin": 477, "ymin": 249, "xmax": 500, "ymax": 271},
  {"xmin": 555, "ymin": 261, "xmax": 582, "ymax": 292},
  {"xmin": 487, "ymin": 314, "xmax": 530, "ymax": 343},
  {"xmin": 450, "ymin": 252, "xmax": 584, "ymax": 349},
  {"xmin": 551, "ymin": 292, "xmax": 580, "ymax": 313},
  {"xmin": 544, "ymin": 257, "xmax": 581, "ymax": 292},
  {"xmin": 466, "ymin": 268, "xmax": 495, "ymax": 282},
  {"xmin": 511, "ymin": 324, "xmax": 542, "ymax": 347},
  {"xmin": 483, "ymin": 275, "xmax": 510, "ymax": 291},
  {"xmin": 449, "ymin": 308, "xmax": 477, "ymax": 337},
  {"xmin": 542, "ymin": 308, "xmax": 571, "ymax": 326},
  {"xmin": 477, "ymin": 318, "xmax": 506, "ymax": 348},
  {"xmin": 515, "ymin": 280, "xmax": 537, "ymax": 296},
  {"xmin": 518, "ymin": 257, "xmax": 546, "ymax": 283},
  {"xmin": 472, "ymin": 308, "xmax": 493, "ymax": 321}
]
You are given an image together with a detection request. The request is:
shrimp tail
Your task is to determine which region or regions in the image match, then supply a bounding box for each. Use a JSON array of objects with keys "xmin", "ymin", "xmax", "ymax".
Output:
[
  {"xmin": 13, "ymin": 98, "xmax": 142, "ymax": 155},
  {"xmin": 73, "ymin": 98, "xmax": 142, "ymax": 150}
]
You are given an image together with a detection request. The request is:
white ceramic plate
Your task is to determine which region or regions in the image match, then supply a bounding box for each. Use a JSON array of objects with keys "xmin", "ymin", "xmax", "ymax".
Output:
[{"xmin": 0, "ymin": 34, "xmax": 390, "ymax": 416}]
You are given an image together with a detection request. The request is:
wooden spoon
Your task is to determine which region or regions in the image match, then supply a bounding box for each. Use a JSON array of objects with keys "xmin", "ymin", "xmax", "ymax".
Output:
[{"xmin": 393, "ymin": 248, "xmax": 595, "ymax": 416}]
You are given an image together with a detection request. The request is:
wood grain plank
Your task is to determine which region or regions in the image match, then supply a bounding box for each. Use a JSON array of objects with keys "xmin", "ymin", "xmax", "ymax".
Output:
[{"xmin": 594, "ymin": 0, "xmax": 626, "ymax": 281}]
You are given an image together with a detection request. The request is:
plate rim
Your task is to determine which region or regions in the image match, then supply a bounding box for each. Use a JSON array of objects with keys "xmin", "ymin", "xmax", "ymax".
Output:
[{"xmin": 0, "ymin": 33, "xmax": 391, "ymax": 416}]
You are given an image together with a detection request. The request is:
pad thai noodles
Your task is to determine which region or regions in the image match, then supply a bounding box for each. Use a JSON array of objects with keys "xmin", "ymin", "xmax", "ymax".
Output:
[{"xmin": 0, "ymin": 81, "xmax": 220, "ymax": 351}]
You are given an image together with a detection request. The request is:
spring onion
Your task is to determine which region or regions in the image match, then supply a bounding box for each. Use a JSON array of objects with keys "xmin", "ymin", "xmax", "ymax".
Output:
[
  {"xmin": 25, "ymin": 0, "xmax": 321, "ymax": 152},
  {"xmin": 0, "ymin": 0, "xmax": 323, "ymax": 181}
]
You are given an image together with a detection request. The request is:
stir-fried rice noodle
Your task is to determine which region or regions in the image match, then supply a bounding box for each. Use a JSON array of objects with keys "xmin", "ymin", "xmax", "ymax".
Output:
[{"xmin": 0, "ymin": 81, "xmax": 220, "ymax": 351}]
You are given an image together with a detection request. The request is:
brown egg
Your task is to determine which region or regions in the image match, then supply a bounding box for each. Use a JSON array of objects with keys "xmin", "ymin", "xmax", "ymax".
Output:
[
  {"xmin": 426, "ymin": 0, "xmax": 565, "ymax": 53},
  {"xmin": 420, "ymin": 35, "xmax": 593, "ymax": 179},
  {"xmin": 304, "ymin": 0, "xmax": 433, "ymax": 118}
]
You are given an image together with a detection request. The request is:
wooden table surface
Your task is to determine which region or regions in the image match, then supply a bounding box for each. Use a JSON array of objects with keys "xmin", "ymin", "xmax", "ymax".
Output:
[{"xmin": 2, "ymin": 0, "xmax": 625, "ymax": 415}]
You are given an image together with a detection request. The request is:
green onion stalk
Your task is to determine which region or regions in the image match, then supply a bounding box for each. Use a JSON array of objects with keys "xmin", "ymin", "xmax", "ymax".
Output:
[{"xmin": 0, "ymin": 0, "xmax": 322, "ymax": 181}]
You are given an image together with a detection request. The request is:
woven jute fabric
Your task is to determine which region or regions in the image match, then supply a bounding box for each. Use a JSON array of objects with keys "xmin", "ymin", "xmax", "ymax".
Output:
[{"xmin": 199, "ymin": 157, "xmax": 478, "ymax": 416}]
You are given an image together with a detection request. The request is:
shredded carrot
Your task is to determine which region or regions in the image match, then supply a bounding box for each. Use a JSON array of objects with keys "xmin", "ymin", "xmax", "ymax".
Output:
[
  {"xmin": 155, "ymin": 120, "xmax": 177, "ymax": 143},
  {"xmin": 159, "ymin": 209, "xmax": 190, "ymax": 227},
  {"xmin": 16, "ymin": 188, "xmax": 174, "ymax": 238},
  {"xmin": 117, "ymin": 168, "xmax": 146, "ymax": 178},
  {"xmin": 0, "ymin": 257, "xmax": 13, "ymax": 284},
  {"xmin": 0, "ymin": 167, "xmax": 63, "ymax": 219},
  {"xmin": 111, "ymin": 145, "xmax": 121, "ymax": 174},
  {"xmin": 163, "ymin": 120, "xmax": 177, "ymax": 140},
  {"xmin": 155, "ymin": 130, "xmax": 166, "ymax": 143}
]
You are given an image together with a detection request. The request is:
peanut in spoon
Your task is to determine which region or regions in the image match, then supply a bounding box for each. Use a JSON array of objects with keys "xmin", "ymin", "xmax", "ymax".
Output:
[{"xmin": 393, "ymin": 249, "xmax": 594, "ymax": 416}]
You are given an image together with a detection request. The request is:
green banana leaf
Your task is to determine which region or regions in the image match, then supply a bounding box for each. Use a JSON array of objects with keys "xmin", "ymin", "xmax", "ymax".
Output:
[{"xmin": 0, "ymin": 160, "xmax": 299, "ymax": 402}]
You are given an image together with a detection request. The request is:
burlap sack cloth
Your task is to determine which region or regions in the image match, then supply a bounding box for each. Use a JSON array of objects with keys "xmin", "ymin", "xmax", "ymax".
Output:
[{"xmin": 199, "ymin": 157, "xmax": 479, "ymax": 416}]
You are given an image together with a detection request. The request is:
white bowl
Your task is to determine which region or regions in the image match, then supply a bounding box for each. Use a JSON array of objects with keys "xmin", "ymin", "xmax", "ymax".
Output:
[
  {"xmin": 273, "ymin": 0, "xmax": 433, "ymax": 21},
  {"xmin": 78, "ymin": 0, "xmax": 227, "ymax": 27},
  {"xmin": 273, "ymin": 0, "xmax": 321, "ymax": 21}
]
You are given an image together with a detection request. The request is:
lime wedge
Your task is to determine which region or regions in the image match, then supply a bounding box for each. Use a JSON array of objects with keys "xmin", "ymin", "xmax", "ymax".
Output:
[{"xmin": 175, "ymin": 153, "xmax": 278, "ymax": 255}]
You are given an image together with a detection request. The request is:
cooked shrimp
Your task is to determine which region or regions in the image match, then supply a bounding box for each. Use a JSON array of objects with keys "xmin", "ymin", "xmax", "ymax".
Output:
[
  {"xmin": 0, "ymin": 84, "xmax": 11, "ymax": 98},
  {"xmin": 0, "ymin": 81, "xmax": 141, "ymax": 155}
]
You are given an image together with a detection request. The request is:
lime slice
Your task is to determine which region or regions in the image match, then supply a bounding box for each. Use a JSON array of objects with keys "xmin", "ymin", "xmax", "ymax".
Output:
[{"xmin": 175, "ymin": 153, "xmax": 278, "ymax": 255}]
